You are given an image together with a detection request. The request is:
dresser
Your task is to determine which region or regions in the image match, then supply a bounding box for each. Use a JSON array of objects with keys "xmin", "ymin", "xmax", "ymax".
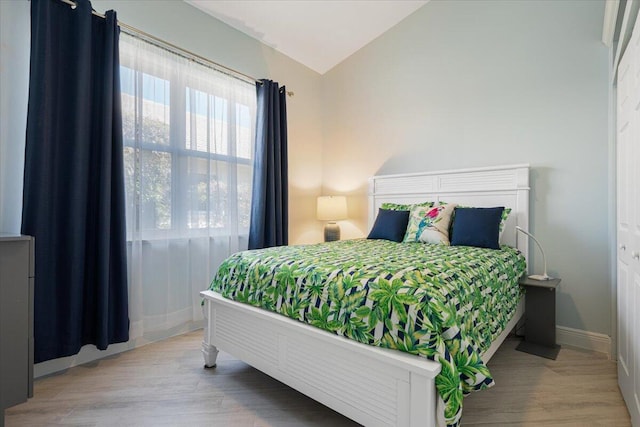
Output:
[{"xmin": 0, "ymin": 234, "xmax": 34, "ymax": 426}]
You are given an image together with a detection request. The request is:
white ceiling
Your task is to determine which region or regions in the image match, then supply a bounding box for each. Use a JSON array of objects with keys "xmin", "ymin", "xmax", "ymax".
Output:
[{"xmin": 185, "ymin": 1, "xmax": 428, "ymax": 75}]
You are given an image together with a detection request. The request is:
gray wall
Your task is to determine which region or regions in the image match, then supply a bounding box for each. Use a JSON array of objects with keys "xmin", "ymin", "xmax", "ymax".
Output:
[{"xmin": 322, "ymin": 0, "xmax": 612, "ymax": 335}]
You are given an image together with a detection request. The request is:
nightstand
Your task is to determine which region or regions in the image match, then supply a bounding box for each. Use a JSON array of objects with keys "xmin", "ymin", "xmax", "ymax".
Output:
[{"xmin": 516, "ymin": 277, "xmax": 561, "ymax": 360}]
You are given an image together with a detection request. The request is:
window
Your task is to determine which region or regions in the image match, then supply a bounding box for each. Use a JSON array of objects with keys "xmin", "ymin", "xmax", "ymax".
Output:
[{"xmin": 119, "ymin": 34, "xmax": 256, "ymax": 238}]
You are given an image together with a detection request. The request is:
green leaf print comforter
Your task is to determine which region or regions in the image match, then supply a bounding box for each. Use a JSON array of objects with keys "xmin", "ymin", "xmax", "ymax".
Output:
[{"xmin": 209, "ymin": 239, "xmax": 526, "ymax": 426}]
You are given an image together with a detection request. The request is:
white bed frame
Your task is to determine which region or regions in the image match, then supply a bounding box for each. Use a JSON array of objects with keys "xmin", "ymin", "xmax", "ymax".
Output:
[{"xmin": 200, "ymin": 164, "xmax": 530, "ymax": 427}]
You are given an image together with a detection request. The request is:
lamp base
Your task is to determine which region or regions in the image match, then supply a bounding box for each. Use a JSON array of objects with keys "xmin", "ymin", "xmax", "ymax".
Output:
[
  {"xmin": 324, "ymin": 222, "xmax": 340, "ymax": 242},
  {"xmin": 528, "ymin": 274, "xmax": 552, "ymax": 281}
]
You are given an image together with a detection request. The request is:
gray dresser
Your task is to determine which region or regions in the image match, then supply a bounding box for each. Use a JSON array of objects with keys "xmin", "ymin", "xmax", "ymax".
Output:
[{"xmin": 0, "ymin": 234, "xmax": 34, "ymax": 426}]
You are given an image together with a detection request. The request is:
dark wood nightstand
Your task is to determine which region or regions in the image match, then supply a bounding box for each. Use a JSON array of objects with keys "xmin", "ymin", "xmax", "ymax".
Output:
[{"xmin": 516, "ymin": 277, "xmax": 561, "ymax": 360}]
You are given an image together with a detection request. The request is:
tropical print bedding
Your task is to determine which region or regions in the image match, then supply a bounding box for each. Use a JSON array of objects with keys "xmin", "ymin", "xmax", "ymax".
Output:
[{"xmin": 209, "ymin": 239, "xmax": 526, "ymax": 426}]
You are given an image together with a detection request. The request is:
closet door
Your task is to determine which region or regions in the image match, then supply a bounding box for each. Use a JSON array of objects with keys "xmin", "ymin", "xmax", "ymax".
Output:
[{"xmin": 618, "ymin": 12, "xmax": 640, "ymax": 426}]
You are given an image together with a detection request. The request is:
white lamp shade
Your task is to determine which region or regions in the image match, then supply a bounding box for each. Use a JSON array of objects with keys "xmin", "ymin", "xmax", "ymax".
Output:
[{"xmin": 317, "ymin": 196, "xmax": 348, "ymax": 221}]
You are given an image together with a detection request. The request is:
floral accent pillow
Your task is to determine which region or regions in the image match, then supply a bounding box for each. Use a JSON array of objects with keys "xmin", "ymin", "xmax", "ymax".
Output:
[
  {"xmin": 498, "ymin": 207, "xmax": 512, "ymax": 234},
  {"xmin": 381, "ymin": 201, "xmax": 433, "ymax": 211},
  {"xmin": 419, "ymin": 203, "xmax": 458, "ymax": 245},
  {"xmin": 403, "ymin": 203, "xmax": 457, "ymax": 244}
]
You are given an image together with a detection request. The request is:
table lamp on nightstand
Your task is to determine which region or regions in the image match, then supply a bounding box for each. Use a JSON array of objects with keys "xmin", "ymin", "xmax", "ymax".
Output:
[
  {"xmin": 515, "ymin": 226, "xmax": 552, "ymax": 281},
  {"xmin": 317, "ymin": 196, "xmax": 347, "ymax": 242}
]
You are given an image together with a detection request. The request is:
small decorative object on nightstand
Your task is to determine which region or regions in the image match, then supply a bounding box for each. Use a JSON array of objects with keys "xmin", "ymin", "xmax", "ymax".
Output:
[
  {"xmin": 516, "ymin": 276, "xmax": 561, "ymax": 360},
  {"xmin": 317, "ymin": 196, "xmax": 347, "ymax": 242}
]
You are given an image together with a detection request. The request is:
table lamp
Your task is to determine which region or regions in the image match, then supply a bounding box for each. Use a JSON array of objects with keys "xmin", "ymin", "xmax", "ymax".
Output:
[
  {"xmin": 317, "ymin": 196, "xmax": 347, "ymax": 242},
  {"xmin": 515, "ymin": 226, "xmax": 552, "ymax": 280}
]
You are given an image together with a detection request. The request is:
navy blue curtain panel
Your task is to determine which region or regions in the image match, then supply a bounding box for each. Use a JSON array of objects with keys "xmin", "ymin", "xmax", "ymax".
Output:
[
  {"xmin": 22, "ymin": 0, "xmax": 129, "ymax": 363},
  {"xmin": 248, "ymin": 80, "xmax": 289, "ymax": 249}
]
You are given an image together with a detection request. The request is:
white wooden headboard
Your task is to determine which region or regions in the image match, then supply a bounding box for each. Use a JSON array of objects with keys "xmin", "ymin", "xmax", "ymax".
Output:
[{"xmin": 368, "ymin": 164, "xmax": 530, "ymax": 264}]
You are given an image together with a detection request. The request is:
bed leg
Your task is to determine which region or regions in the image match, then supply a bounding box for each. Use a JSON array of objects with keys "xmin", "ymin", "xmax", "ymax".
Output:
[
  {"xmin": 202, "ymin": 300, "xmax": 219, "ymax": 368},
  {"xmin": 202, "ymin": 341, "xmax": 219, "ymax": 368}
]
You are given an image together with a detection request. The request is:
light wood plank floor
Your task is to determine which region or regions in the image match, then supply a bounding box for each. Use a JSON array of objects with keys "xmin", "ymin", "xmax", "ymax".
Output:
[{"xmin": 5, "ymin": 331, "xmax": 630, "ymax": 426}]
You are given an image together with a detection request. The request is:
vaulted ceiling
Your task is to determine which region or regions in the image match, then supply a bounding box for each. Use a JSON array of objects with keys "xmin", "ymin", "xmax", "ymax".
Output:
[{"xmin": 185, "ymin": 1, "xmax": 428, "ymax": 74}]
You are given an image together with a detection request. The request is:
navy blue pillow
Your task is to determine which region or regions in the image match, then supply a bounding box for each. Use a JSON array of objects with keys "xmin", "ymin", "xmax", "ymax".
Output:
[
  {"xmin": 450, "ymin": 207, "xmax": 504, "ymax": 249},
  {"xmin": 367, "ymin": 208, "xmax": 410, "ymax": 242}
]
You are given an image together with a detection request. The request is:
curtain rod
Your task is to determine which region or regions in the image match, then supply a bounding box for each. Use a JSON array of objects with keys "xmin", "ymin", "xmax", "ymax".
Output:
[{"xmin": 57, "ymin": 0, "xmax": 294, "ymax": 96}]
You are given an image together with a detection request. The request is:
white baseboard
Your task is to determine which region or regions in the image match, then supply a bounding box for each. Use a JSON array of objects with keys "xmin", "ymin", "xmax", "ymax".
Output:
[
  {"xmin": 556, "ymin": 326, "xmax": 612, "ymax": 358},
  {"xmin": 34, "ymin": 320, "xmax": 204, "ymax": 378}
]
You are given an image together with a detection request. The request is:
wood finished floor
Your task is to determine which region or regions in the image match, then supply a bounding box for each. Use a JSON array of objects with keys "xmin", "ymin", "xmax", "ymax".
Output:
[{"xmin": 5, "ymin": 331, "xmax": 630, "ymax": 426}]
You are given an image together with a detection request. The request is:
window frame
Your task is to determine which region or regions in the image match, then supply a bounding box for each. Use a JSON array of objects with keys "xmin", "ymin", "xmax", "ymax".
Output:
[{"xmin": 120, "ymin": 47, "xmax": 255, "ymax": 240}]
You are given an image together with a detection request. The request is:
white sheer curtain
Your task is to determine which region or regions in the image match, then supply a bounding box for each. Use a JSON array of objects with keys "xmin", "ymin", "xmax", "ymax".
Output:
[{"xmin": 119, "ymin": 33, "xmax": 256, "ymax": 339}]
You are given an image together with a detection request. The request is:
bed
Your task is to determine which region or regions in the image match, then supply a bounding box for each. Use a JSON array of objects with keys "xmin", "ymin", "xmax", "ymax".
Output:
[{"xmin": 200, "ymin": 164, "xmax": 530, "ymax": 427}]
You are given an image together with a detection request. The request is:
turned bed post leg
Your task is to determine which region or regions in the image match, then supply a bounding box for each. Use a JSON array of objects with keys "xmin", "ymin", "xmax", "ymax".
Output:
[
  {"xmin": 202, "ymin": 341, "xmax": 219, "ymax": 368},
  {"xmin": 202, "ymin": 298, "xmax": 219, "ymax": 368}
]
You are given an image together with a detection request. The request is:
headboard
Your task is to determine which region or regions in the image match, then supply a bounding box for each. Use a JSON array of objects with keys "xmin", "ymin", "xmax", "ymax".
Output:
[{"xmin": 368, "ymin": 164, "xmax": 530, "ymax": 264}]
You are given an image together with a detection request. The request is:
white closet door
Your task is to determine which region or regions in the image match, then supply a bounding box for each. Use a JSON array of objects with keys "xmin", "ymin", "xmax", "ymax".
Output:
[{"xmin": 618, "ymin": 12, "xmax": 640, "ymax": 426}]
